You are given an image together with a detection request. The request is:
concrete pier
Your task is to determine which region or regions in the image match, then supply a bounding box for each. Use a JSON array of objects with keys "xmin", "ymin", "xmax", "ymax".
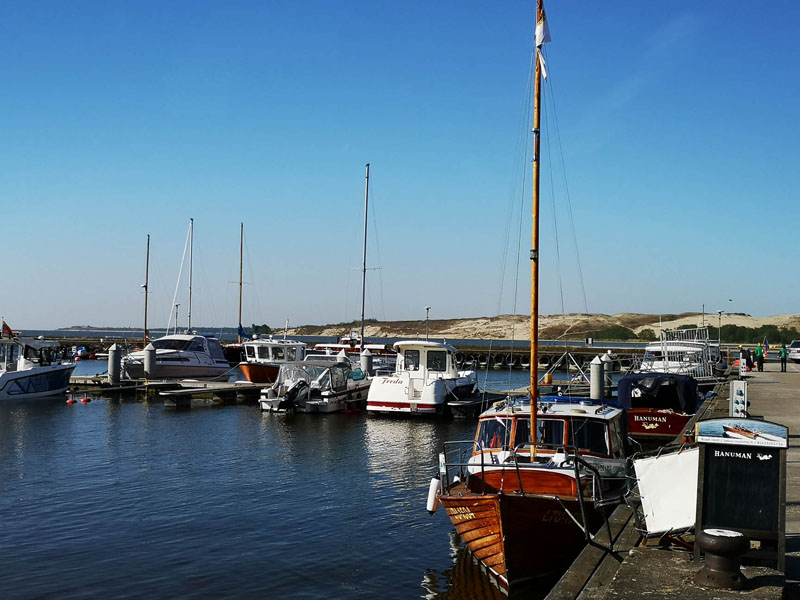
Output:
[{"xmin": 548, "ymin": 359, "xmax": 800, "ymax": 599}]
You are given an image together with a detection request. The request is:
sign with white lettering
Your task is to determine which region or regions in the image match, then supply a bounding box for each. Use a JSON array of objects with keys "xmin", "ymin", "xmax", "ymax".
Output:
[{"xmin": 696, "ymin": 418, "xmax": 786, "ymax": 570}]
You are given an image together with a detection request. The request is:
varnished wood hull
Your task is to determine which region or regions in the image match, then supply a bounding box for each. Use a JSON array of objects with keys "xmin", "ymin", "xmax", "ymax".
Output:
[{"xmin": 439, "ymin": 482, "xmax": 603, "ymax": 590}]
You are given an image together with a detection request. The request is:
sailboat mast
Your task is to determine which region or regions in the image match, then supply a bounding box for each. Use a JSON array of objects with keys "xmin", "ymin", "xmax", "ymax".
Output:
[
  {"xmin": 530, "ymin": 0, "xmax": 545, "ymax": 441},
  {"xmin": 360, "ymin": 163, "xmax": 370, "ymax": 350},
  {"xmin": 187, "ymin": 217, "xmax": 193, "ymax": 332},
  {"xmin": 143, "ymin": 234, "xmax": 150, "ymax": 347},
  {"xmin": 238, "ymin": 222, "xmax": 244, "ymax": 343}
]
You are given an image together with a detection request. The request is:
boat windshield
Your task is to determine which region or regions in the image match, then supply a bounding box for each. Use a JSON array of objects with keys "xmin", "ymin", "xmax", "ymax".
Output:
[
  {"xmin": 275, "ymin": 364, "xmax": 328, "ymax": 385},
  {"xmin": 427, "ymin": 350, "xmax": 447, "ymax": 372},
  {"xmin": 152, "ymin": 338, "xmax": 194, "ymax": 351},
  {"xmin": 569, "ymin": 418, "xmax": 609, "ymax": 455},
  {"xmin": 476, "ymin": 417, "xmax": 512, "ymax": 450}
]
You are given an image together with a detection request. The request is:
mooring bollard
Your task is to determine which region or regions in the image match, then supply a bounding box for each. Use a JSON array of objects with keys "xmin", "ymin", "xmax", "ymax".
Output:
[
  {"xmin": 143, "ymin": 343, "xmax": 155, "ymax": 379},
  {"xmin": 360, "ymin": 348, "xmax": 373, "ymax": 376},
  {"xmin": 590, "ymin": 355, "xmax": 603, "ymax": 400},
  {"xmin": 694, "ymin": 528, "xmax": 749, "ymax": 590},
  {"xmin": 108, "ymin": 343, "xmax": 121, "ymax": 385}
]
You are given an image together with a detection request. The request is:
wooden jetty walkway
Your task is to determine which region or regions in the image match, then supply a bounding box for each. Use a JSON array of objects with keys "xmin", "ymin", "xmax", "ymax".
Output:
[{"xmin": 547, "ymin": 360, "xmax": 800, "ymax": 599}]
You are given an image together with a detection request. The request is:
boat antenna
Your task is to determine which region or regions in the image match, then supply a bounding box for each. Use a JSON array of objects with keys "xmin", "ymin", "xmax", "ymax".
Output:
[
  {"xmin": 238, "ymin": 222, "xmax": 244, "ymax": 343},
  {"xmin": 360, "ymin": 163, "xmax": 370, "ymax": 351},
  {"xmin": 143, "ymin": 234, "xmax": 150, "ymax": 346},
  {"xmin": 530, "ymin": 0, "xmax": 548, "ymax": 453},
  {"xmin": 187, "ymin": 217, "xmax": 193, "ymax": 332}
]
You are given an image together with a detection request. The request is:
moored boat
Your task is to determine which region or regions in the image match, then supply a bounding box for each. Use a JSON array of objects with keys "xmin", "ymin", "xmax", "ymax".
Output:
[
  {"xmin": 436, "ymin": 396, "xmax": 628, "ymax": 589},
  {"xmin": 431, "ymin": 3, "xmax": 630, "ymax": 590},
  {"xmin": 121, "ymin": 334, "xmax": 230, "ymax": 380},
  {"xmin": 366, "ymin": 340, "xmax": 477, "ymax": 416},
  {"xmin": 259, "ymin": 359, "xmax": 371, "ymax": 413},
  {"xmin": 0, "ymin": 336, "xmax": 75, "ymax": 401},
  {"xmin": 238, "ymin": 337, "xmax": 307, "ymax": 383},
  {"xmin": 617, "ymin": 372, "xmax": 700, "ymax": 447}
]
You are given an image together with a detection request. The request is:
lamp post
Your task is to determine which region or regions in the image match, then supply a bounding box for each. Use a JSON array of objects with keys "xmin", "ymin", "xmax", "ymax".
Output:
[
  {"xmin": 174, "ymin": 304, "xmax": 180, "ymax": 335},
  {"xmin": 425, "ymin": 306, "xmax": 431, "ymax": 341},
  {"xmin": 717, "ymin": 310, "xmax": 723, "ymax": 345}
]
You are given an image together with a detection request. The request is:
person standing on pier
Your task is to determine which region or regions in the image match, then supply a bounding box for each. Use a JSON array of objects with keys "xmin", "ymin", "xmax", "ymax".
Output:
[
  {"xmin": 780, "ymin": 343, "xmax": 788, "ymax": 372},
  {"xmin": 755, "ymin": 342, "xmax": 765, "ymax": 372}
]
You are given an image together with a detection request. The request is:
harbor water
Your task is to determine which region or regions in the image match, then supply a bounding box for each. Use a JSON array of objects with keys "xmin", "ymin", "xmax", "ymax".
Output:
[{"xmin": 0, "ymin": 363, "xmax": 558, "ymax": 599}]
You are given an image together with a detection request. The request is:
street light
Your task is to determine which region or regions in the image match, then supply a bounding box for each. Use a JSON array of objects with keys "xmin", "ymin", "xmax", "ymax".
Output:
[{"xmin": 425, "ymin": 306, "xmax": 431, "ymax": 341}]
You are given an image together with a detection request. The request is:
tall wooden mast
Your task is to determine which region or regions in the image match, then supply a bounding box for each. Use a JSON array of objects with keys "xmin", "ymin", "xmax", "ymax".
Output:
[
  {"xmin": 530, "ymin": 0, "xmax": 546, "ymax": 444},
  {"xmin": 360, "ymin": 163, "xmax": 370, "ymax": 350},
  {"xmin": 238, "ymin": 222, "xmax": 244, "ymax": 343}
]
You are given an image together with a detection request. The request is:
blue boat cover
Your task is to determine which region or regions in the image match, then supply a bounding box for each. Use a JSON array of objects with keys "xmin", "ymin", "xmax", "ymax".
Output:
[{"xmin": 617, "ymin": 373, "xmax": 699, "ymax": 414}]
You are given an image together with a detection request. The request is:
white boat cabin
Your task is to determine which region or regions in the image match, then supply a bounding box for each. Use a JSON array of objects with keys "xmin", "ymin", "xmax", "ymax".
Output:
[
  {"xmin": 243, "ymin": 337, "xmax": 306, "ymax": 364},
  {"xmin": 394, "ymin": 340, "xmax": 461, "ymax": 380}
]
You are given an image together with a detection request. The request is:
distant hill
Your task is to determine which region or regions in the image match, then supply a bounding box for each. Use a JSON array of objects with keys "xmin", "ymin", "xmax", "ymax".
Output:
[{"xmin": 288, "ymin": 312, "xmax": 800, "ymax": 341}]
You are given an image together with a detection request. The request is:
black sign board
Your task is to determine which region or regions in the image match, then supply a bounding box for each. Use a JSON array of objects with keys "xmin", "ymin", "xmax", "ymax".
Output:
[{"xmin": 695, "ymin": 418, "xmax": 787, "ymax": 571}]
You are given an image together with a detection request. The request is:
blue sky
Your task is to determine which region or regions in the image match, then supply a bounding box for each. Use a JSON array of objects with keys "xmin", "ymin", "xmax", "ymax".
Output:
[{"xmin": 1, "ymin": 1, "xmax": 798, "ymax": 330}]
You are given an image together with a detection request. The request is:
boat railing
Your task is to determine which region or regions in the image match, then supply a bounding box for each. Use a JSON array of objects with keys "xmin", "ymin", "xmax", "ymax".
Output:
[{"xmin": 439, "ymin": 440, "xmax": 623, "ymax": 555}]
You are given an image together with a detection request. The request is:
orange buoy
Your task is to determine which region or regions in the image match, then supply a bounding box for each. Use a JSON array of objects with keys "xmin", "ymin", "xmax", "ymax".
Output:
[
  {"xmin": 66, "ymin": 398, "xmax": 77, "ymax": 404},
  {"xmin": 80, "ymin": 397, "xmax": 91, "ymax": 403}
]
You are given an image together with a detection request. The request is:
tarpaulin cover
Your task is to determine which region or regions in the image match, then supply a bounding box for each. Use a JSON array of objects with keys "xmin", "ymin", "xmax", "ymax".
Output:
[{"xmin": 617, "ymin": 373, "xmax": 699, "ymax": 414}]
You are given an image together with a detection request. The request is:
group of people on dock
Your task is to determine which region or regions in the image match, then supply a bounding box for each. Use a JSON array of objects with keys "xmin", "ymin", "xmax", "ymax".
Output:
[{"xmin": 740, "ymin": 342, "xmax": 789, "ymax": 372}]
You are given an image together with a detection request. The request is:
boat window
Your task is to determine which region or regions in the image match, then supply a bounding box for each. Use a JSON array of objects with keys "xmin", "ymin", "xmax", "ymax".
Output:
[
  {"xmin": 476, "ymin": 418, "xmax": 511, "ymax": 450},
  {"xmin": 403, "ymin": 350, "xmax": 420, "ymax": 371},
  {"xmin": 246, "ymin": 346, "xmax": 256, "ymax": 359},
  {"xmin": 609, "ymin": 417, "xmax": 625, "ymax": 458},
  {"xmin": 513, "ymin": 418, "xmax": 530, "ymax": 447},
  {"xmin": 152, "ymin": 338, "xmax": 193, "ymax": 351},
  {"xmin": 187, "ymin": 339, "xmax": 206, "ymax": 352},
  {"xmin": 286, "ymin": 348, "xmax": 296, "ymax": 361},
  {"xmin": 257, "ymin": 346, "xmax": 269, "ymax": 359},
  {"xmin": 273, "ymin": 347, "xmax": 285, "ymax": 361},
  {"xmin": 569, "ymin": 418, "xmax": 609, "ymax": 455},
  {"xmin": 207, "ymin": 339, "xmax": 226, "ymax": 360},
  {"xmin": 330, "ymin": 366, "xmax": 346, "ymax": 391},
  {"xmin": 427, "ymin": 350, "xmax": 447, "ymax": 372},
  {"xmin": 535, "ymin": 418, "xmax": 565, "ymax": 448}
]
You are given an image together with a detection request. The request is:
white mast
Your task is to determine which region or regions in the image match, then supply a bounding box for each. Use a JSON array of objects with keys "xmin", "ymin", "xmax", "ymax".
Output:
[{"xmin": 360, "ymin": 163, "xmax": 370, "ymax": 350}]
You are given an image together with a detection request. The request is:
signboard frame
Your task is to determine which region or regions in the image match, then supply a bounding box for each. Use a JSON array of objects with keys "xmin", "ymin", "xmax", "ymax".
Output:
[{"xmin": 694, "ymin": 417, "xmax": 787, "ymax": 571}]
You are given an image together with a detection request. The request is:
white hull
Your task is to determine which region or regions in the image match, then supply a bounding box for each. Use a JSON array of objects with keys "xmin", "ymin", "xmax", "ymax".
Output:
[
  {"xmin": 367, "ymin": 373, "xmax": 477, "ymax": 415},
  {"xmin": 0, "ymin": 363, "xmax": 76, "ymax": 401}
]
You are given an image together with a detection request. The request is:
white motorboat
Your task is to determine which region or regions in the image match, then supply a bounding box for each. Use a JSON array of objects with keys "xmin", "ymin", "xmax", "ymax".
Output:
[
  {"xmin": 366, "ymin": 340, "xmax": 477, "ymax": 416},
  {"xmin": 122, "ymin": 334, "xmax": 231, "ymax": 380},
  {"xmin": 238, "ymin": 337, "xmax": 307, "ymax": 384},
  {"xmin": 259, "ymin": 359, "xmax": 371, "ymax": 413},
  {"xmin": 637, "ymin": 327, "xmax": 720, "ymax": 387},
  {"xmin": 0, "ymin": 337, "xmax": 75, "ymax": 401}
]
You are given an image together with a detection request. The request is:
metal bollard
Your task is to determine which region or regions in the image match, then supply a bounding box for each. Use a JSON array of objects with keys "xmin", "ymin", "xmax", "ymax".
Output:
[
  {"xmin": 108, "ymin": 343, "xmax": 121, "ymax": 385},
  {"xmin": 143, "ymin": 343, "xmax": 155, "ymax": 379}
]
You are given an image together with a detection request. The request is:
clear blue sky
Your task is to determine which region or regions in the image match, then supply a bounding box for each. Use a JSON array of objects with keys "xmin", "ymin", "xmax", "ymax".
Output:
[{"xmin": 2, "ymin": 1, "xmax": 798, "ymax": 330}]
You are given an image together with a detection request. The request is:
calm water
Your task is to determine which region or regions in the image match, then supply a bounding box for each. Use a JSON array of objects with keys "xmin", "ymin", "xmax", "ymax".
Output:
[{"xmin": 0, "ymin": 363, "xmax": 531, "ymax": 599}]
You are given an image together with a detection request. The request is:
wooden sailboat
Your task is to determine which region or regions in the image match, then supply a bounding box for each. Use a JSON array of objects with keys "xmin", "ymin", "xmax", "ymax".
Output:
[{"xmin": 435, "ymin": 2, "xmax": 629, "ymax": 590}]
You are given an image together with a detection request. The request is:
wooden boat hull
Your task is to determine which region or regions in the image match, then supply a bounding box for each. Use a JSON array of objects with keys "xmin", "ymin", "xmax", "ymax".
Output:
[{"xmin": 439, "ymin": 484, "xmax": 603, "ymax": 590}]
